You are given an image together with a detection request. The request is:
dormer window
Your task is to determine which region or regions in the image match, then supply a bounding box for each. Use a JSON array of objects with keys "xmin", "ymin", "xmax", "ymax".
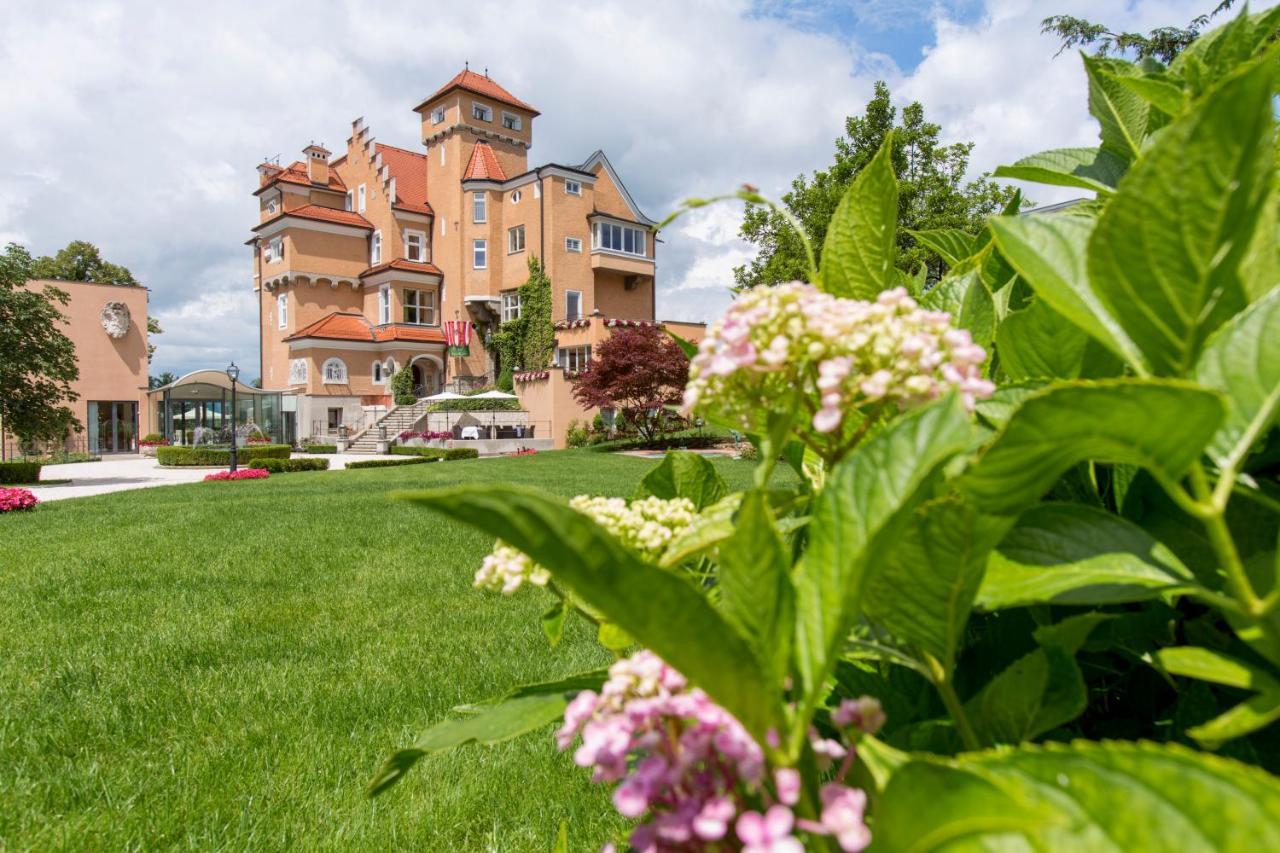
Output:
[
  {"xmin": 565, "ymin": 179, "xmax": 582, "ymax": 196},
  {"xmin": 430, "ymin": 106, "xmax": 445, "ymax": 125},
  {"xmin": 472, "ymin": 102, "xmax": 492, "ymax": 122},
  {"xmin": 502, "ymin": 112, "xmax": 522, "ymax": 131},
  {"xmin": 405, "ymin": 230, "xmax": 425, "ymax": 262}
]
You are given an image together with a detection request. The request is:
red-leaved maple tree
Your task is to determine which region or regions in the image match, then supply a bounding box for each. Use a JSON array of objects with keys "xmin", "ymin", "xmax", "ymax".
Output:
[{"xmin": 570, "ymin": 325, "xmax": 690, "ymax": 441}]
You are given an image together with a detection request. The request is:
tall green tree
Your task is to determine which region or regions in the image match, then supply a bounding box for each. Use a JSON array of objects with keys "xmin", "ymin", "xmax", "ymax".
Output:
[
  {"xmin": 1042, "ymin": 1, "xmax": 1239, "ymax": 62},
  {"xmin": 0, "ymin": 244, "xmax": 80, "ymax": 446},
  {"xmin": 735, "ymin": 81, "xmax": 1018, "ymax": 289},
  {"xmin": 32, "ymin": 239, "xmax": 162, "ymax": 362}
]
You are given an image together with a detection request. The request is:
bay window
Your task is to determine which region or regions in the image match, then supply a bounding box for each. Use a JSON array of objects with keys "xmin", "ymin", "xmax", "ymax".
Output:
[{"xmin": 593, "ymin": 221, "xmax": 647, "ymax": 256}]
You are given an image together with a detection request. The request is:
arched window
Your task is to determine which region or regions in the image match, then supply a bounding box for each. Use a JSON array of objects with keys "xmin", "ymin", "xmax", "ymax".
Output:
[{"xmin": 322, "ymin": 358, "xmax": 348, "ymax": 384}]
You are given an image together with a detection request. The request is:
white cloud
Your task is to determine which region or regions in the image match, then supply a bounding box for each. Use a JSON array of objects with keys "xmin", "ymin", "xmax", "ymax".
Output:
[{"xmin": 0, "ymin": 0, "xmax": 1267, "ymax": 376}]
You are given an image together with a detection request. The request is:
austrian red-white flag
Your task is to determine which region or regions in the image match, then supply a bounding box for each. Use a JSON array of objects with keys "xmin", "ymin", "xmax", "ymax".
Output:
[{"xmin": 445, "ymin": 320, "xmax": 472, "ymax": 355}]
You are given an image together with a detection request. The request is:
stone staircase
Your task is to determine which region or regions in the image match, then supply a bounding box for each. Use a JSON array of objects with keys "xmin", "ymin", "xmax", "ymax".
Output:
[{"xmin": 344, "ymin": 400, "xmax": 432, "ymax": 454}]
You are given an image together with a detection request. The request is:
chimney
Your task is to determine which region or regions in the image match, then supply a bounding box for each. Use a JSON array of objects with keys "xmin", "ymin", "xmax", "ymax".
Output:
[{"xmin": 303, "ymin": 143, "xmax": 331, "ymax": 185}]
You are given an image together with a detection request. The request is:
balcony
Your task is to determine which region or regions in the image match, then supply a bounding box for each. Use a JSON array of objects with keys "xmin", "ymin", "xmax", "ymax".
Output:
[{"xmin": 590, "ymin": 249, "xmax": 655, "ymax": 277}]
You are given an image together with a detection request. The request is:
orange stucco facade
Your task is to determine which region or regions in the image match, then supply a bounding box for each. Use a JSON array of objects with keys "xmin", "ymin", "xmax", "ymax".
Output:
[
  {"xmin": 250, "ymin": 69, "xmax": 697, "ymax": 444},
  {"xmin": 6, "ymin": 279, "xmax": 150, "ymax": 454}
]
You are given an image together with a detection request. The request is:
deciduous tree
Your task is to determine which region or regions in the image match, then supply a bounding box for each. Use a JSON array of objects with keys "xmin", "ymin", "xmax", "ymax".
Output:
[{"xmin": 571, "ymin": 325, "xmax": 689, "ymax": 441}]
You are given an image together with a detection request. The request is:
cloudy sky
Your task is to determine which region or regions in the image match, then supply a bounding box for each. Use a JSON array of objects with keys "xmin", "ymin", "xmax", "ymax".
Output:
[{"xmin": 0, "ymin": 0, "xmax": 1253, "ymax": 381}]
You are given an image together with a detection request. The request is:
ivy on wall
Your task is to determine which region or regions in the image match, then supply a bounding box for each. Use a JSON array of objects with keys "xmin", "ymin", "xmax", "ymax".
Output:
[{"xmin": 489, "ymin": 256, "xmax": 554, "ymax": 390}]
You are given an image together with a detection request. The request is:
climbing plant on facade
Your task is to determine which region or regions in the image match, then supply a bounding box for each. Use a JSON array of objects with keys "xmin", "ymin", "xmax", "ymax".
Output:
[{"xmin": 489, "ymin": 256, "xmax": 555, "ymax": 390}]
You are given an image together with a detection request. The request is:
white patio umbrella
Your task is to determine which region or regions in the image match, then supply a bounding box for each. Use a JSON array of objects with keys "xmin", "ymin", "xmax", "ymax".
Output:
[
  {"xmin": 423, "ymin": 391, "xmax": 466, "ymax": 434},
  {"xmin": 469, "ymin": 390, "xmax": 519, "ymax": 438}
]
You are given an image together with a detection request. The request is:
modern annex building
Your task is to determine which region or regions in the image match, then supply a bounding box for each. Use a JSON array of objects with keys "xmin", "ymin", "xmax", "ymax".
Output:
[{"xmin": 250, "ymin": 68, "xmax": 701, "ymax": 445}]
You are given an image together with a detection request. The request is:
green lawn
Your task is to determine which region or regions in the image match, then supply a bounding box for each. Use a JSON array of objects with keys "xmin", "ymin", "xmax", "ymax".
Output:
[{"xmin": 0, "ymin": 451, "xmax": 765, "ymax": 850}]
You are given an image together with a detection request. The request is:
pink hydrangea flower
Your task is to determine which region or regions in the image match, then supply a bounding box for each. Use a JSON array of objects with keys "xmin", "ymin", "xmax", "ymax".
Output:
[
  {"xmin": 820, "ymin": 784, "xmax": 871, "ymax": 852},
  {"xmin": 737, "ymin": 805, "xmax": 804, "ymax": 853}
]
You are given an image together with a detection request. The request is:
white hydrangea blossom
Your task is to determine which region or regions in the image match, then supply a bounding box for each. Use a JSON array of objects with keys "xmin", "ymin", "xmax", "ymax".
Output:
[{"xmin": 473, "ymin": 495, "xmax": 698, "ymax": 595}]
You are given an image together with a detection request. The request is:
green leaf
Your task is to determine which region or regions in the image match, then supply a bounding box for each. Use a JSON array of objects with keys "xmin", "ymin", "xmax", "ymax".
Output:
[
  {"xmin": 908, "ymin": 228, "xmax": 977, "ymax": 266},
  {"xmin": 871, "ymin": 740, "xmax": 1280, "ymax": 851},
  {"xmin": 993, "ymin": 147, "xmax": 1127, "ymax": 195},
  {"xmin": 959, "ymin": 380, "xmax": 1225, "ymax": 516},
  {"xmin": 864, "ymin": 496, "xmax": 1011, "ymax": 673},
  {"xmin": 973, "ymin": 382, "xmax": 1047, "ymax": 431},
  {"xmin": 819, "ymin": 134, "xmax": 897, "ymax": 299},
  {"xmin": 921, "ymin": 269, "xmax": 994, "ymax": 348},
  {"xmin": 1084, "ymin": 55, "xmax": 1154, "ymax": 162},
  {"xmin": 1192, "ymin": 287, "xmax": 1280, "ymax": 474},
  {"xmin": 1115, "ymin": 74, "xmax": 1187, "ymax": 117},
  {"xmin": 1156, "ymin": 647, "xmax": 1278, "ymax": 691},
  {"xmin": 1086, "ymin": 58, "xmax": 1276, "ymax": 376},
  {"xmin": 964, "ymin": 614, "xmax": 1108, "ymax": 746},
  {"xmin": 793, "ymin": 397, "xmax": 973, "ymax": 717},
  {"xmin": 597, "ymin": 621, "xmax": 633, "ymax": 652},
  {"xmin": 664, "ymin": 328, "xmax": 699, "ymax": 360},
  {"xmin": 1190, "ymin": 690, "xmax": 1280, "ymax": 746},
  {"xmin": 988, "ymin": 213, "xmax": 1148, "ymax": 372},
  {"xmin": 996, "ymin": 298, "xmax": 1098, "ymax": 381},
  {"xmin": 553, "ymin": 821, "xmax": 569, "ymax": 853},
  {"xmin": 540, "ymin": 599, "xmax": 567, "ymax": 647},
  {"xmin": 400, "ymin": 485, "xmax": 776, "ymax": 740},
  {"xmin": 634, "ymin": 450, "xmax": 728, "ymax": 510},
  {"xmin": 978, "ymin": 503, "xmax": 1195, "ymax": 609},
  {"xmin": 719, "ymin": 490, "xmax": 794, "ymax": 685}
]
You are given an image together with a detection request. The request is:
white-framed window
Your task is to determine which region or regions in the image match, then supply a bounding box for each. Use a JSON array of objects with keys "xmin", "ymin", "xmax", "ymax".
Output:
[
  {"xmin": 501, "ymin": 290, "xmax": 522, "ymax": 322},
  {"xmin": 508, "ymin": 224, "xmax": 525, "ymax": 254},
  {"xmin": 565, "ymin": 236, "xmax": 582, "ymax": 253},
  {"xmin": 502, "ymin": 111, "xmax": 522, "ymax": 131},
  {"xmin": 263, "ymin": 236, "xmax": 283, "ymax": 264},
  {"xmin": 565, "ymin": 178, "xmax": 582, "ymax": 196},
  {"xmin": 276, "ymin": 293, "xmax": 287, "ymax": 329},
  {"xmin": 322, "ymin": 358, "xmax": 348, "ymax": 384},
  {"xmin": 566, "ymin": 289, "xmax": 582, "ymax": 321},
  {"xmin": 473, "ymin": 239, "xmax": 487, "ymax": 269},
  {"xmin": 327, "ymin": 407, "xmax": 343, "ymax": 430},
  {"xmin": 403, "ymin": 288, "xmax": 436, "ymax": 325},
  {"xmin": 431, "ymin": 106, "xmax": 445, "ymax": 125},
  {"xmin": 472, "ymin": 101, "xmax": 492, "ymax": 122},
  {"xmin": 378, "ymin": 285, "xmax": 390, "ymax": 325},
  {"xmin": 472, "ymin": 192, "xmax": 487, "ymax": 223},
  {"xmin": 344, "ymin": 191, "xmax": 353, "ymax": 211},
  {"xmin": 288, "ymin": 358, "xmax": 307, "ymax": 384},
  {"xmin": 357, "ymin": 184, "xmax": 366, "ymax": 212},
  {"xmin": 404, "ymin": 229, "xmax": 426, "ymax": 262},
  {"xmin": 593, "ymin": 221, "xmax": 647, "ymax": 256},
  {"xmin": 511, "ymin": 189, "xmax": 522, "ymax": 204},
  {"xmin": 372, "ymin": 360, "xmax": 386, "ymax": 384},
  {"xmin": 371, "ymin": 230, "xmax": 382, "ymax": 264},
  {"xmin": 556, "ymin": 345, "xmax": 592, "ymax": 372}
]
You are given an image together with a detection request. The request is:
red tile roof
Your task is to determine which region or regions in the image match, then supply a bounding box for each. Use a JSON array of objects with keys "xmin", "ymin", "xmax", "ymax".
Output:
[
  {"xmin": 285, "ymin": 311, "xmax": 446, "ymax": 344},
  {"xmin": 255, "ymin": 204, "xmax": 372, "ymax": 231},
  {"xmin": 258, "ymin": 160, "xmax": 347, "ymax": 192},
  {"xmin": 415, "ymin": 69, "xmax": 539, "ymax": 116},
  {"xmin": 463, "ymin": 141, "xmax": 508, "ymax": 182},
  {"xmin": 375, "ymin": 143, "xmax": 433, "ymax": 215},
  {"xmin": 360, "ymin": 259, "xmax": 444, "ymax": 278}
]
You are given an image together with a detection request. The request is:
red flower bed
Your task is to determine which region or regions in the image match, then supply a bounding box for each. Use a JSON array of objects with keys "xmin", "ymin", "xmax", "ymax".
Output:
[
  {"xmin": 245, "ymin": 436, "xmax": 272, "ymax": 444},
  {"xmin": 0, "ymin": 487, "xmax": 39, "ymax": 512},
  {"xmin": 138, "ymin": 439, "xmax": 171, "ymax": 447},
  {"xmin": 398, "ymin": 430, "xmax": 452, "ymax": 441},
  {"xmin": 203, "ymin": 468, "xmax": 270, "ymax": 481},
  {"xmin": 507, "ymin": 448, "xmax": 538, "ymax": 456}
]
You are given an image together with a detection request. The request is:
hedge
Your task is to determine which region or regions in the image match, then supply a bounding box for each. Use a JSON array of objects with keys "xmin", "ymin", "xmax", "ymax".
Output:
[
  {"xmin": 254, "ymin": 457, "xmax": 329, "ymax": 473},
  {"xmin": 444, "ymin": 447, "xmax": 479, "ymax": 460},
  {"xmin": 346, "ymin": 457, "xmax": 431, "ymax": 469},
  {"xmin": 303, "ymin": 444, "xmax": 337, "ymax": 454},
  {"xmin": 585, "ymin": 430, "xmax": 726, "ymax": 453},
  {"xmin": 0, "ymin": 461, "xmax": 43, "ymax": 484},
  {"xmin": 156, "ymin": 444, "xmax": 292, "ymax": 466},
  {"xmin": 391, "ymin": 446, "xmax": 446, "ymax": 460},
  {"xmin": 426, "ymin": 399, "xmax": 522, "ymax": 413}
]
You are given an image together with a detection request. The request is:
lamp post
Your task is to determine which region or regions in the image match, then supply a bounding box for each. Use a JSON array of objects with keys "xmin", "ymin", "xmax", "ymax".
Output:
[{"xmin": 226, "ymin": 361, "xmax": 240, "ymax": 472}]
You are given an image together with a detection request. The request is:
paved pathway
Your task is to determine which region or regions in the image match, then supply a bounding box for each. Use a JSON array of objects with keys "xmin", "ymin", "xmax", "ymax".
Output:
[{"xmin": 24, "ymin": 453, "xmax": 399, "ymax": 502}]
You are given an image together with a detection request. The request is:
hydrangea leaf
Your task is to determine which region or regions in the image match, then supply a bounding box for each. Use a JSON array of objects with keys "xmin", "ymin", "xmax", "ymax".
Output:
[
  {"xmin": 1084, "ymin": 55, "xmax": 1154, "ymax": 163},
  {"xmin": 1086, "ymin": 57, "xmax": 1275, "ymax": 376},
  {"xmin": 1191, "ymin": 287, "xmax": 1280, "ymax": 474},
  {"xmin": 540, "ymin": 599, "xmax": 567, "ymax": 647},
  {"xmin": 633, "ymin": 449, "xmax": 728, "ymax": 510},
  {"xmin": 1155, "ymin": 646, "xmax": 1280, "ymax": 746},
  {"xmin": 959, "ymin": 380, "xmax": 1224, "ymax": 516},
  {"xmin": 863, "ymin": 496, "xmax": 1012, "ymax": 674},
  {"xmin": 818, "ymin": 134, "xmax": 897, "ymax": 300},
  {"xmin": 719, "ymin": 490, "xmax": 794, "ymax": 686},
  {"xmin": 400, "ymin": 484, "xmax": 777, "ymax": 741},
  {"xmin": 907, "ymin": 228, "xmax": 978, "ymax": 267},
  {"xmin": 996, "ymin": 297, "xmax": 1102, "ymax": 381},
  {"xmin": 794, "ymin": 396, "xmax": 973, "ymax": 721},
  {"xmin": 871, "ymin": 740, "xmax": 1280, "ymax": 851},
  {"xmin": 993, "ymin": 147, "xmax": 1127, "ymax": 195},
  {"xmin": 978, "ymin": 503, "xmax": 1194, "ymax": 609}
]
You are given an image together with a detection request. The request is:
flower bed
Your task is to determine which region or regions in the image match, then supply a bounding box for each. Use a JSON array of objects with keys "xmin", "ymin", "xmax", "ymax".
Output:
[
  {"xmin": 156, "ymin": 444, "xmax": 291, "ymax": 467},
  {"xmin": 0, "ymin": 487, "xmax": 39, "ymax": 512},
  {"xmin": 514, "ymin": 371, "xmax": 549, "ymax": 383},
  {"xmin": 203, "ymin": 469, "xmax": 269, "ymax": 481},
  {"xmin": 398, "ymin": 430, "xmax": 451, "ymax": 443}
]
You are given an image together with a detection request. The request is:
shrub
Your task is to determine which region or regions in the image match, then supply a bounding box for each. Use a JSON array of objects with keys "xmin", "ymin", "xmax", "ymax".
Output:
[
  {"xmin": 303, "ymin": 444, "xmax": 337, "ymax": 454},
  {"xmin": 203, "ymin": 468, "xmax": 269, "ymax": 481},
  {"xmin": 14, "ymin": 451, "xmax": 100, "ymax": 464},
  {"xmin": 736, "ymin": 442, "xmax": 758, "ymax": 461},
  {"xmin": 565, "ymin": 420, "xmax": 590, "ymax": 448},
  {"xmin": 0, "ymin": 486, "xmax": 39, "ymax": 512},
  {"xmin": 156, "ymin": 444, "xmax": 291, "ymax": 466},
  {"xmin": 0, "ymin": 461, "xmax": 43, "ymax": 484},
  {"xmin": 443, "ymin": 448, "xmax": 479, "ymax": 461},
  {"xmin": 426, "ymin": 398, "xmax": 521, "ymax": 413},
  {"xmin": 391, "ymin": 365, "xmax": 416, "ymax": 406},
  {"xmin": 346, "ymin": 457, "xmax": 431, "ymax": 469},
  {"xmin": 585, "ymin": 429, "xmax": 725, "ymax": 453},
  {"xmin": 391, "ymin": 447, "xmax": 445, "ymax": 460},
  {"xmin": 255, "ymin": 457, "xmax": 329, "ymax": 473}
]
